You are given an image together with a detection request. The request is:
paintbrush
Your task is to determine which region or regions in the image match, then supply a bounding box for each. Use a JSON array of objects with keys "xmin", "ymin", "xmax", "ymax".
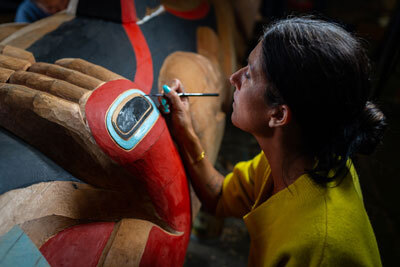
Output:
[
  {"xmin": 146, "ymin": 85, "xmax": 219, "ymax": 97},
  {"xmin": 146, "ymin": 93, "xmax": 219, "ymax": 97}
]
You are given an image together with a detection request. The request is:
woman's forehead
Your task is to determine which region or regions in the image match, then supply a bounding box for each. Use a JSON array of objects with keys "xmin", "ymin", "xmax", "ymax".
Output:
[{"xmin": 248, "ymin": 42, "xmax": 264, "ymax": 73}]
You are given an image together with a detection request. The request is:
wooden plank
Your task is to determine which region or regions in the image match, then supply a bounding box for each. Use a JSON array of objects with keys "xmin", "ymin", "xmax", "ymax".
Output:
[{"xmin": 0, "ymin": 225, "xmax": 50, "ymax": 267}]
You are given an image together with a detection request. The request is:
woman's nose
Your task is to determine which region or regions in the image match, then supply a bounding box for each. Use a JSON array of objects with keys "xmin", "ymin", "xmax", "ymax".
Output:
[{"xmin": 229, "ymin": 69, "xmax": 242, "ymax": 89}]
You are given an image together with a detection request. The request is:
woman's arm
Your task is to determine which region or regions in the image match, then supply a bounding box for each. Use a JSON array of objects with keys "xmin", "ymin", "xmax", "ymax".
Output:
[{"xmin": 162, "ymin": 79, "xmax": 224, "ymax": 214}]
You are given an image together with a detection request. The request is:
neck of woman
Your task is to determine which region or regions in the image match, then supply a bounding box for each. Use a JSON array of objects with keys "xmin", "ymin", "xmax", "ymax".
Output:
[{"xmin": 256, "ymin": 131, "xmax": 313, "ymax": 196}]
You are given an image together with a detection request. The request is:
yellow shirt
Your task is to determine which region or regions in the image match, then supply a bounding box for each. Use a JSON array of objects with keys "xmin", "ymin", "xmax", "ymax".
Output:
[{"xmin": 216, "ymin": 152, "xmax": 382, "ymax": 266}]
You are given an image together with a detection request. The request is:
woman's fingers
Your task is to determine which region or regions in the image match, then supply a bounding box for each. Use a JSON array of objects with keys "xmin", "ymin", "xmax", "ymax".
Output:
[
  {"xmin": 158, "ymin": 96, "xmax": 170, "ymax": 114},
  {"xmin": 163, "ymin": 79, "xmax": 189, "ymax": 112}
]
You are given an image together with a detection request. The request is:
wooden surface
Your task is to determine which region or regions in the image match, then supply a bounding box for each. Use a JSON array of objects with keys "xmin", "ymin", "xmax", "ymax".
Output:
[
  {"xmin": 29, "ymin": 62, "xmax": 104, "ymax": 90},
  {"xmin": 20, "ymin": 215, "xmax": 84, "ymax": 248},
  {"xmin": 0, "ymin": 23, "xmax": 28, "ymax": 43},
  {"xmin": 9, "ymin": 71, "xmax": 88, "ymax": 103},
  {"xmin": 56, "ymin": 58, "xmax": 125, "ymax": 82},
  {"xmin": 0, "ymin": 45, "xmax": 35, "ymax": 64},
  {"xmin": 0, "ymin": 181, "xmax": 163, "ymax": 237},
  {"xmin": 40, "ymin": 222, "xmax": 115, "ymax": 267},
  {"xmin": 158, "ymin": 52, "xmax": 226, "ymax": 165},
  {"xmin": 0, "ymin": 0, "xmax": 239, "ymax": 263},
  {"xmin": 0, "ymin": 13, "xmax": 74, "ymax": 49},
  {"xmin": 0, "ymin": 67, "xmax": 14, "ymax": 83},
  {"xmin": 101, "ymin": 219, "xmax": 152, "ymax": 266},
  {"xmin": 0, "ymin": 54, "xmax": 31, "ymax": 71}
]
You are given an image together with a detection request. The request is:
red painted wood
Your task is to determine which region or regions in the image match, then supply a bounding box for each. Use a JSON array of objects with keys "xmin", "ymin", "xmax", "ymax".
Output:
[
  {"xmin": 120, "ymin": 0, "xmax": 137, "ymax": 23},
  {"xmin": 164, "ymin": 0, "xmax": 210, "ymax": 20},
  {"xmin": 121, "ymin": 0, "xmax": 153, "ymax": 94},
  {"xmin": 86, "ymin": 80, "xmax": 191, "ymax": 231},
  {"xmin": 40, "ymin": 222, "xmax": 115, "ymax": 267},
  {"xmin": 86, "ymin": 80, "xmax": 191, "ymax": 265},
  {"xmin": 139, "ymin": 226, "xmax": 190, "ymax": 267}
]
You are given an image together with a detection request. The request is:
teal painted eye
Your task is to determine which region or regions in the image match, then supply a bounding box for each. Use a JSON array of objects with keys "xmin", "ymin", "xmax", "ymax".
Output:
[{"xmin": 106, "ymin": 90, "xmax": 160, "ymax": 150}]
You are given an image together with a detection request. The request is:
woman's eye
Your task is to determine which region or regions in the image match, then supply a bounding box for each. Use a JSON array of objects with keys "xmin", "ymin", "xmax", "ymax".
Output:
[{"xmin": 245, "ymin": 71, "xmax": 250, "ymax": 79}]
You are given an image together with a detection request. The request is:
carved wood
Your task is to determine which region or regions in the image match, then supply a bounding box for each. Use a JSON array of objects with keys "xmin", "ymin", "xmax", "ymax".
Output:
[
  {"xmin": 29, "ymin": 62, "xmax": 104, "ymax": 90},
  {"xmin": 0, "ymin": 13, "xmax": 74, "ymax": 49},
  {"xmin": 9, "ymin": 71, "xmax": 88, "ymax": 103},
  {"xmin": 0, "ymin": 54, "xmax": 31, "ymax": 71},
  {"xmin": 0, "ymin": 44, "xmax": 35, "ymax": 63},
  {"xmin": 0, "ymin": 23, "xmax": 28, "ymax": 42},
  {"xmin": 0, "ymin": 0, "xmax": 238, "ymax": 264},
  {"xmin": 55, "ymin": 58, "xmax": 125, "ymax": 82},
  {"xmin": 0, "ymin": 67, "xmax": 14, "ymax": 82}
]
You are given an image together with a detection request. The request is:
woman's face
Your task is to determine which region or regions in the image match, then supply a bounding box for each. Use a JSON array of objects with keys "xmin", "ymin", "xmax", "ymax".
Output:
[{"xmin": 230, "ymin": 41, "xmax": 270, "ymax": 135}]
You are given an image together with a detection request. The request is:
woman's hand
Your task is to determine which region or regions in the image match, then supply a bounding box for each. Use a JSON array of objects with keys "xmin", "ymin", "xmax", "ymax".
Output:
[
  {"xmin": 160, "ymin": 79, "xmax": 195, "ymax": 143},
  {"xmin": 159, "ymin": 79, "xmax": 224, "ymax": 214}
]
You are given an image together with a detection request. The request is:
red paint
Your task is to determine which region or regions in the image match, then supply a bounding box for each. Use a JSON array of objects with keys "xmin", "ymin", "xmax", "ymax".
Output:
[
  {"xmin": 139, "ymin": 226, "xmax": 189, "ymax": 267},
  {"xmin": 165, "ymin": 0, "xmax": 210, "ymax": 20},
  {"xmin": 121, "ymin": 0, "xmax": 153, "ymax": 94},
  {"xmin": 120, "ymin": 0, "xmax": 137, "ymax": 23},
  {"xmin": 86, "ymin": 80, "xmax": 191, "ymax": 265},
  {"xmin": 40, "ymin": 222, "xmax": 115, "ymax": 267}
]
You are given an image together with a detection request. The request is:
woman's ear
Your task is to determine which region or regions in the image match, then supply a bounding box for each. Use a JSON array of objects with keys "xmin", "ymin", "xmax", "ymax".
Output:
[{"xmin": 268, "ymin": 104, "xmax": 291, "ymax": 128}]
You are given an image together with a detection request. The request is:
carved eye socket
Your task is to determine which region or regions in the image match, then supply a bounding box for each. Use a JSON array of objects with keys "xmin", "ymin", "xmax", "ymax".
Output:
[{"xmin": 111, "ymin": 93, "xmax": 153, "ymax": 140}]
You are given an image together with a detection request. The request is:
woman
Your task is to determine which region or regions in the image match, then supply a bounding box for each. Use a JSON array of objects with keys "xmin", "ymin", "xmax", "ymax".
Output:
[{"xmin": 162, "ymin": 17, "xmax": 384, "ymax": 266}]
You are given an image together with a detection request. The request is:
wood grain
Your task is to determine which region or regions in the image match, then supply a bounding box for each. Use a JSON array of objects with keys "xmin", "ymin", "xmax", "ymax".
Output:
[
  {"xmin": 0, "ymin": 45, "xmax": 35, "ymax": 64},
  {"xmin": 56, "ymin": 58, "xmax": 125, "ymax": 82},
  {"xmin": 20, "ymin": 215, "xmax": 84, "ymax": 248},
  {"xmin": 0, "ymin": 82, "xmax": 153, "ymax": 202},
  {"xmin": 197, "ymin": 26, "xmax": 222, "ymax": 68},
  {"xmin": 0, "ymin": 181, "xmax": 165, "ymax": 237},
  {"xmin": 0, "ymin": 23, "xmax": 28, "ymax": 42},
  {"xmin": 101, "ymin": 219, "xmax": 153, "ymax": 266},
  {"xmin": 29, "ymin": 62, "xmax": 104, "ymax": 90},
  {"xmin": 0, "ymin": 54, "xmax": 31, "ymax": 71},
  {"xmin": 10, "ymin": 70, "xmax": 88, "ymax": 103},
  {"xmin": 0, "ymin": 13, "xmax": 74, "ymax": 49},
  {"xmin": 159, "ymin": 52, "xmax": 226, "ymax": 165},
  {"xmin": 0, "ymin": 67, "xmax": 14, "ymax": 82}
]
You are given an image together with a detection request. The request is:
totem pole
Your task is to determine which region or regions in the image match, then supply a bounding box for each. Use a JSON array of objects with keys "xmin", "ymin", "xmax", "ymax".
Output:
[{"xmin": 0, "ymin": 0, "xmax": 236, "ymax": 266}]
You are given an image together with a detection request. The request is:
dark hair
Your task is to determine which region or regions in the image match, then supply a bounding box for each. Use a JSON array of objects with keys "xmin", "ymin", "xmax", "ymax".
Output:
[{"xmin": 260, "ymin": 17, "xmax": 387, "ymax": 184}]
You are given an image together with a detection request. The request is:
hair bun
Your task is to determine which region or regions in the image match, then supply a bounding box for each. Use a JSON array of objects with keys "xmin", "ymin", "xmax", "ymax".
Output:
[{"xmin": 353, "ymin": 101, "xmax": 387, "ymax": 155}]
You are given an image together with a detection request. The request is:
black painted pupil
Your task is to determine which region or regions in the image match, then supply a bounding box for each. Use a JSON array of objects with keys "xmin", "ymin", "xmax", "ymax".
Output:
[{"xmin": 116, "ymin": 97, "xmax": 150, "ymax": 133}]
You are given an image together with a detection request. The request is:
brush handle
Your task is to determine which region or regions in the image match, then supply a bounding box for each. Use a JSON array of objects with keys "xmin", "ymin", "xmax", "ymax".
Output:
[{"xmin": 146, "ymin": 93, "xmax": 219, "ymax": 97}]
